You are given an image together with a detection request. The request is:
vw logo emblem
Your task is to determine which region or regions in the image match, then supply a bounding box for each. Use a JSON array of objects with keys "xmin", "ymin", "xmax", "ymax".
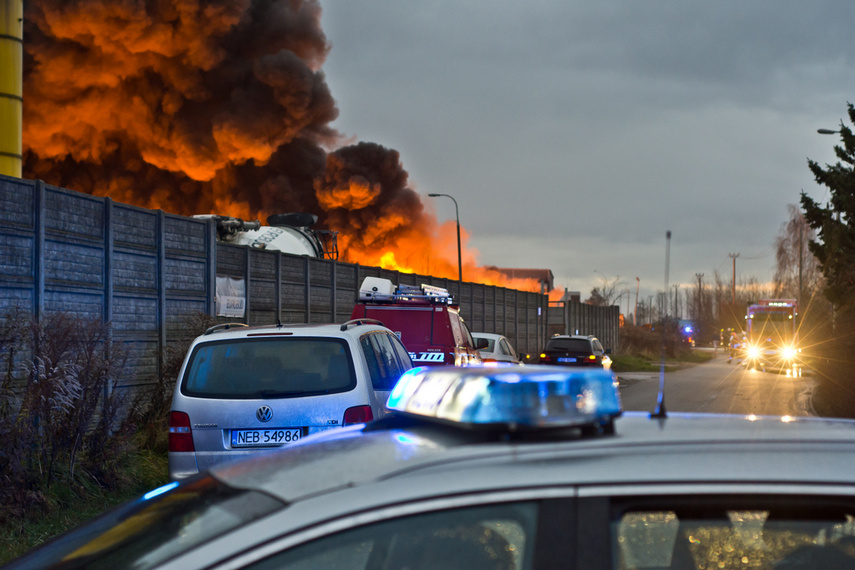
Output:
[{"xmin": 256, "ymin": 406, "xmax": 273, "ymax": 422}]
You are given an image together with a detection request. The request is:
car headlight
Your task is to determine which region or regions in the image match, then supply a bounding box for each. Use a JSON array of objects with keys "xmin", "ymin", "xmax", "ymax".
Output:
[
  {"xmin": 781, "ymin": 346, "xmax": 797, "ymax": 360},
  {"xmin": 747, "ymin": 346, "xmax": 760, "ymax": 359}
]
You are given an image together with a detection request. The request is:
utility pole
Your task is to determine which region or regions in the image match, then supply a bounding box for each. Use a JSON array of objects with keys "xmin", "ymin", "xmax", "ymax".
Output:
[
  {"xmin": 626, "ymin": 288, "xmax": 631, "ymax": 322},
  {"xmin": 728, "ymin": 253, "xmax": 739, "ymax": 304},
  {"xmin": 695, "ymin": 273, "xmax": 704, "ymax": 322},
  {"xmin": 634, "ymin": 277, "xmax": 640, "ymax": 326},
  {"xmin": 673, "ymin": 284, "xmax": 680, "ymax": 319},
  {"xmin": 648, "ymin": 295, "xmax": 653, "ymax": 324}
]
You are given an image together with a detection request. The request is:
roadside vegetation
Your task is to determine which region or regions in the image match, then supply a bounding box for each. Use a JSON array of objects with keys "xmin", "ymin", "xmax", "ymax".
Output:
[
  {"xmin": 611, "ymin": 322, "xmax": 715, "ymax": 373},
  {"xmin": 0, "ymin": 309, "xmax": 209, "ymax": 565}
]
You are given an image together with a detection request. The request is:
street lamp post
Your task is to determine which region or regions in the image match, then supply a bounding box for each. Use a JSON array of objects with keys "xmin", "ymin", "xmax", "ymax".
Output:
[{"xmin": 428, "ymin": 193, "xmax": 462, "ymax": 283}]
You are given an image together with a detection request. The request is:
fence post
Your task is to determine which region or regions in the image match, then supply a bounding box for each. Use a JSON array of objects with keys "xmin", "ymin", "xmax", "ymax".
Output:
[
  {"xmin": 103, "ymin": 197, "xmax": 114, "ymax": 411},
  {"xmin": 156, "ymin": 210, "xmax": 166, "ymax": 381},
  {"xmin": 304, "ymin": 256, "xmax": 311, "ymax": 323},
  {"xmin": 331, "ymin": 258, "xmax": 337, "ymax": 322},
  {"xmin": 206, "ymin": 218, "xmax": 217, "ymax": 316},
  {"xmin": 275, "ymin": 250, "xmax": 282, "ymax": 323},
  {"xmin": 244, "ymin": 247, "xmax": 252, "ymax": 325},
  {"xmin": 34, "ymin": 180, "xmax": 45, "ymax": 324},
  {"xmin": 564, "ymin": 300, "xmax": 569, "ymax": 335}
]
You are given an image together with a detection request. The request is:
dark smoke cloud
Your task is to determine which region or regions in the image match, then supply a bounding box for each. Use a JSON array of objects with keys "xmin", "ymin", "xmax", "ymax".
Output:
[
  {"xmin": 22, "ymin": 0, "xmax": 342, "ymax": 218},
  {"xmin": 315, "ymin": 142, "xmax": 436, "ymax": 264},
  {"xmin": 20, "ymin": 0, "xmax": 540, "ymax": 290}
]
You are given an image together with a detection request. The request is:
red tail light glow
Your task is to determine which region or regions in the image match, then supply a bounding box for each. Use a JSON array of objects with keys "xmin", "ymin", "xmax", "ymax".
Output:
[
  {"xmin": 588, "ymin": 355, "xmax": 597, "ymax": 361},
  {"xmin": 168, "ymin": 411, "xmax": 195, "ymax": 452},
  {"xmin": 343, "ymin": 405, "xmax": 374, "ymax": 425}
]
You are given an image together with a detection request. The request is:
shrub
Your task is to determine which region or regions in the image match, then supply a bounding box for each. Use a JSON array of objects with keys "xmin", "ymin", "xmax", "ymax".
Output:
[
  {"xmin": 619, "ymin": 321, "xmax": 694, "ymax": 359},
  {"xmin": 0, "ymin": 310, "xmax": 131, "ymax": 526}
]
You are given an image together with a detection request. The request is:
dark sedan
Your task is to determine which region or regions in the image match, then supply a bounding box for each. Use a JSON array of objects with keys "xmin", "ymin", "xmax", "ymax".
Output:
[{"xmin": 538, "ymin": 334, "xmax": 612, "ymax": 369}]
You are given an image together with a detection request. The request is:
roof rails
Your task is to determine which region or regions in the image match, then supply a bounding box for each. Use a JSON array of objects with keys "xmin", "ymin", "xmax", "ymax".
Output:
[
  {"xmin": 340, "ymin": 318, "xmax": 386, "ymax": 331},
  {"xmin": 204, "ymin": 323, "xmax": 249, "ymax": 335},
  {"xmin": 357, "ymin": 277, "xmax": 455, "ymax": 305}
]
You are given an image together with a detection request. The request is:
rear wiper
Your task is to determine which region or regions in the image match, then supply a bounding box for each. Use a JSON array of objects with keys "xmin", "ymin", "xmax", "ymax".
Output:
[
  {"xmin": 255, "ymin": 389, "xmax": 306, "ymax": 398},
  {"xmin": 255, "ymin": 389, "xmax": 333, "ymax": 398}
]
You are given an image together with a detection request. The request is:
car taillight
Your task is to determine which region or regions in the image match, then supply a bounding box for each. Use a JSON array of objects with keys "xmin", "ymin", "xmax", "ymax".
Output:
[
  {"xmin": 168, "ymin": 411, "xmax": 194, "ymax": 452},
  {"xmin": 343, "ymin": 405, "xmax": 374, "ymax": 426},
  {"xmin": 540, "ymin": 353, "xmax": 551, "ymax": 363},
  {"xmin": 588, "ymin": 355, "xmax": 597, "ymax": 361}
]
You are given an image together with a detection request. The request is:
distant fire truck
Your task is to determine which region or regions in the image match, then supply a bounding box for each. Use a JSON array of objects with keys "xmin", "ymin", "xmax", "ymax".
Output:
[{"xmin": 743, "ymin": 299, "xmax": 800, "ymax": 374}]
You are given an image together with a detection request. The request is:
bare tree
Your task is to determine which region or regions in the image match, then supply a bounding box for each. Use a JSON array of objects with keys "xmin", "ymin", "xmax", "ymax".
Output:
[
  {"xmin": 774, "ymin": 204, "xmax": 822, "ymax": 301},
  {"xmin": 587, "ymin": 273, "xmax": 626, "ymax": 306},
  {"xmin": 740, "ymin": 276, "xmax": 772, "ymax": 303}
]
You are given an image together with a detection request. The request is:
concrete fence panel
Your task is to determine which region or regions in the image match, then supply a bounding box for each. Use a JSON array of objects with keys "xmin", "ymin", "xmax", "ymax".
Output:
[{"xmin": 0, "ymin": 174, "xmax": 552, "ymax": 401}]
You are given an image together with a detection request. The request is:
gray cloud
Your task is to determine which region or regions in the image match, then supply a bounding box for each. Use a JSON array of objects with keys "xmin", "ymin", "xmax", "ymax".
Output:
[{"xmin": 321, "ymin": 0, "xmax": 855, "ymax": 299}]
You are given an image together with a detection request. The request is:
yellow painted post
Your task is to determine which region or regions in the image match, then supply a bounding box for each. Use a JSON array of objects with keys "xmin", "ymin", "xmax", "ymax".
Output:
[{"xmin": 0, "ymin": 0, "xmax": 23, "ymax": 178}]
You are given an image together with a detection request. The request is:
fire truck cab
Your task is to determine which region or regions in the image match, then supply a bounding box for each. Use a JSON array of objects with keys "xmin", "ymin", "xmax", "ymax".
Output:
[
  {"xmin": 351, "ymin": 278, "xmax": 486, "ymax": 367},
  {"xmin": 743, "ymin": 299, "xmax": 801, "ymax": 375}
]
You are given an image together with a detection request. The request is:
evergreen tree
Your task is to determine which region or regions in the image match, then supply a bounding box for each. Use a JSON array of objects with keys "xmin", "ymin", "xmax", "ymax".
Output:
[{"xmin": 801, "ymin": 103, "xmax": 855, "ymax": 313}]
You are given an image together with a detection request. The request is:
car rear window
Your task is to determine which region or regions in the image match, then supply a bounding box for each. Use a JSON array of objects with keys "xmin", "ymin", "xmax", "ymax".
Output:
[
  {"xmin": 546, "ymin": 338, "xmax": 592, "ymax": 352},
  {"xmin": 181, "ymin": 337, "xmax": 357, "ymax": 399}
]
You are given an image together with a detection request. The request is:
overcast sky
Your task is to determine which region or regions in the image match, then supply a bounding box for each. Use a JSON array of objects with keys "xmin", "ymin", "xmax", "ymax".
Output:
[{"xmin": 319, "ymin": 1, "xmax": 855, "ymax": 304}]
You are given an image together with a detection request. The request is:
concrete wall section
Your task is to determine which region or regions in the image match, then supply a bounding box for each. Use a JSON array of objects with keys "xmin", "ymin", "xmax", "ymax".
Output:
[
  {"xmin": 0, "ymin": 174, "xmax": 559, "ymax": 394},
  {"xmin": 0, "ymin": 175, "xmax": 216, "ymax": 393}
]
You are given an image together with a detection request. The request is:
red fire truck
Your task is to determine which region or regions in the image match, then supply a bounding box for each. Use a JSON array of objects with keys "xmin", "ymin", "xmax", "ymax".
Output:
[
  {"xmin": 743, "ymin": 299, "xmax": 800, "ymax": 374},
  {"xmin": 351, "ymin": 278, "xmax": 487, "ymax": 367}
]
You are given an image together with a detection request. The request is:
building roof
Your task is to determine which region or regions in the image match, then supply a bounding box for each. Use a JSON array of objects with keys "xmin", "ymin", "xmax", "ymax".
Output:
[{"xmin": 487, "ymin": 267, "xmax": 554, "ymax": 292}]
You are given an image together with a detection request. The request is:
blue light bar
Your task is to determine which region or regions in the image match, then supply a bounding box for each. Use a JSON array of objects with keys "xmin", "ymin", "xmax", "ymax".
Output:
[{"xmin": 387, "ymin": 365, "xmax": 622, "ymax": 430}]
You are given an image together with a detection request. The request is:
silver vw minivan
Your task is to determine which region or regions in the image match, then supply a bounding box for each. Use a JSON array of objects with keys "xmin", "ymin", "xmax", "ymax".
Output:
[{"xmin": 168, "ymin": 320, "xmax": 413, "ymax": 480}]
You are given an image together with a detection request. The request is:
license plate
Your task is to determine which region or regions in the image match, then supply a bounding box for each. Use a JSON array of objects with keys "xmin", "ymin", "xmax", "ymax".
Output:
[
  {"xmin": 558, "ymin": 357, "xmax": 577, "ymax": 363},
  {"xmin": 231, "ymin": 428, "xmax": 302, "ymax": 448}
]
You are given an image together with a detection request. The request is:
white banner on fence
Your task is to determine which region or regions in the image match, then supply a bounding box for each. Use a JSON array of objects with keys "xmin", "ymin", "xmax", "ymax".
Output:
[{"xmin": 216, "ymin": 276, "xmax": 246, "ymax": 318}]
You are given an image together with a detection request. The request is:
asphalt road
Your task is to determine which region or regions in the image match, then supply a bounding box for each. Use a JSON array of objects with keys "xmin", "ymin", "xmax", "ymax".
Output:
[{"xmin": 617, "ymin": 351, "xmax": 817, "ymax": 417}]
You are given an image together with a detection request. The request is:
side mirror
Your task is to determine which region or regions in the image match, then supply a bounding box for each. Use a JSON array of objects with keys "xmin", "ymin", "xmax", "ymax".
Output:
[
  {"xmin": 605, "ymin": 348, "xmax": 612, "ymax": 355},
  {"xmin": 475, "ymin": 338, "xmax": 489, "ymax": 350}
]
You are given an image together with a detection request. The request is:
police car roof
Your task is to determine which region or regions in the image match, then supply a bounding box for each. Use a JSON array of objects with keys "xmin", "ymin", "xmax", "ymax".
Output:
[{"xmin": 211, "ymin": 411, "xmax": 855, "ymax": 507}]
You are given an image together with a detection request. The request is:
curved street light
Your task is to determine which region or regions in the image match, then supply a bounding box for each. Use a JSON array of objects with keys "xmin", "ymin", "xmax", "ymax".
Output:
[
  {"xmin": 428, "ymin": 193, "xmax": 462, "ymax": 283},
  {"xmin": 817, "ymin": 128, "xmax": 840, "ymax": 135}
]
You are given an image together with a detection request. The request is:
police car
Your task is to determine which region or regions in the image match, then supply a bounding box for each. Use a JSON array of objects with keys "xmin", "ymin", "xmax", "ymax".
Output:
[{"xmin": 8, "ymin": 366, "xmax": 855, "ymax": 569}]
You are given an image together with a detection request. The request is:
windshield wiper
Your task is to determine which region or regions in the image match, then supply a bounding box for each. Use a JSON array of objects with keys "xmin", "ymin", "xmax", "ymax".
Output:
[{"xmin": 254, "ymin": 389, "xmax": 333, "ymax": 398}]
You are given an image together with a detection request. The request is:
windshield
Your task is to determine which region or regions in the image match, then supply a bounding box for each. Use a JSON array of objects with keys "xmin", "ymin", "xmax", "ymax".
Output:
[
  {"xmin": 6, "ymin": 476, "xmax": 284, "ymax": 570},
  {"xmin": 748, "ymin": 312, "xmax": 796, "ymax": 346},
  {"xmin": 182, "ymin": 338, "xmax": 356, "ymax": 399}
]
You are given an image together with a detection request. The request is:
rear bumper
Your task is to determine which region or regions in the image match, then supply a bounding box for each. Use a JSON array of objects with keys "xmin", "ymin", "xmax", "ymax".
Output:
[
  {"xmin": 168, "ymin": 451, "xmax": 200, "ymax": 481},
  {"xmin": 168, "ymin": 425, "xmax": 344, "ymax": 480},
  {"xmin": 541, "ymin": 360, "xmax": 603, "ymax": 367}
]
